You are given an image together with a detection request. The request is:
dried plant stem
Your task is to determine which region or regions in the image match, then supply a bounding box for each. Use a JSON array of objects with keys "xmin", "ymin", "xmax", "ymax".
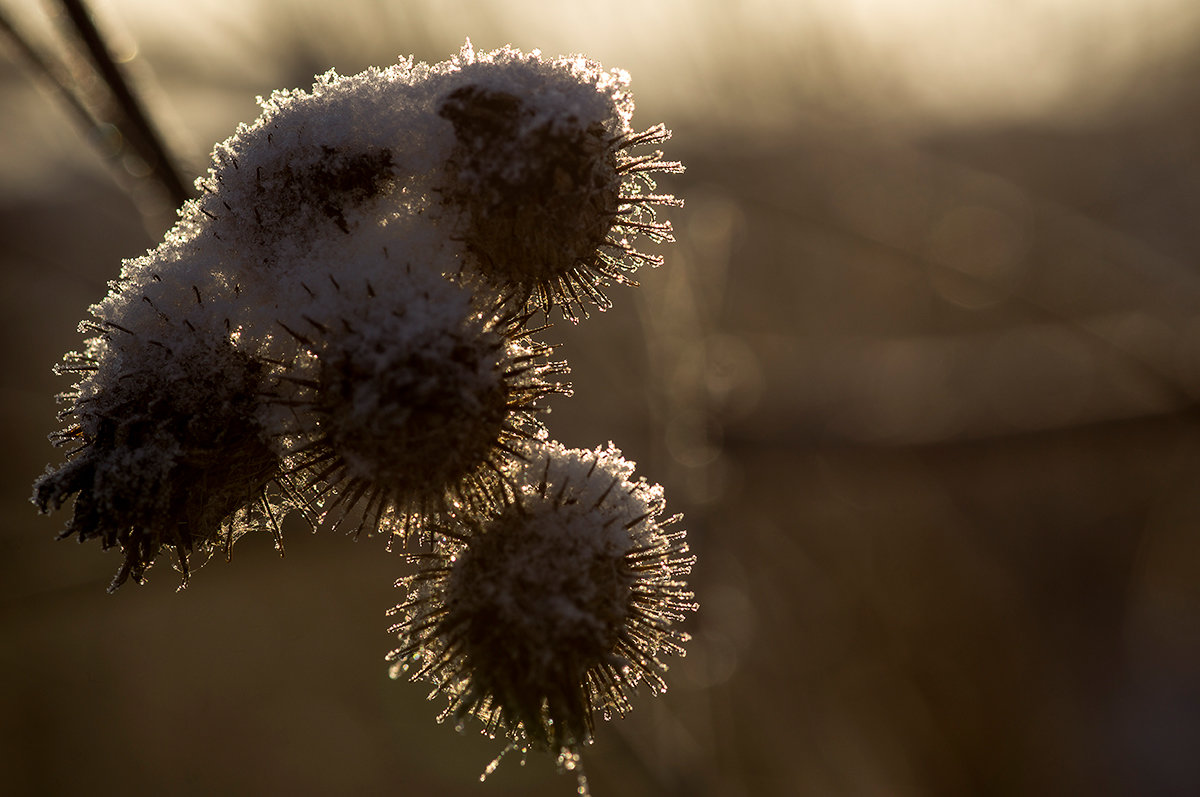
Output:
[
  {"xmin": 0, "ymin": 6, "xmax": 99, "ymax": 132},
  {"xmin": 56, "ymin": 0, "xmax": 191, "ymax": 207}
]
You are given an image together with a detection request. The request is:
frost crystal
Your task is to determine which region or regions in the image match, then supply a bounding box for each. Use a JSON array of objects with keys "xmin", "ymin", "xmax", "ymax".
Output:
[
  {"xmin": 33, "ymin": 323, "xmax": 286, "ymax": 591},
  {"xmin": 269, "ymin": 264, "xmax": 569, "ymax": 542},
  {"xmin": 436, "ymin": 49, "xmax": 682, "ymax": 319},
  {"xmin": 386, "ymin": 442, "xmax": 697, "ymax": 754}
]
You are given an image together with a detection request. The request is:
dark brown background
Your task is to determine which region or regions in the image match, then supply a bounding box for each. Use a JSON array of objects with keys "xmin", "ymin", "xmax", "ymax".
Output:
[{"xmin": 3, "ymin": 2, "xmax": 1200, "ymax": 795}]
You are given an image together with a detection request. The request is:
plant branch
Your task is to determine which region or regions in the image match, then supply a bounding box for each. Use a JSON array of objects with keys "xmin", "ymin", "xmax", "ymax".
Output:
[
  {"xmin": 0, "ymin": 5, "xmax": 102, "ymax": 139},
  {"xmin": 56, "ymin": 0, "xmax": 191, "ymax": 208}
]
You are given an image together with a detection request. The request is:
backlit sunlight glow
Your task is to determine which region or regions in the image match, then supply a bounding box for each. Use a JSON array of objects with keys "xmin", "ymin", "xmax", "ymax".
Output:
[
  {"xmin": 9, "ymin": 1, "xmax": 1200, "ymax": 796},
  {"xmin": 77, "ymin": 0, "xmax": 1200, "ymax": 130}
]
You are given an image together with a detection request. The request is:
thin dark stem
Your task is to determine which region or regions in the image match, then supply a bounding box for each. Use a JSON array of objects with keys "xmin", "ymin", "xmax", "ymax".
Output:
[
  {"xmin": 56, "ymin": 0, "xmax": 192, "ymax": 208},
  {"xmin": 0, "ymin": 6, "xmax": 101, "ymax": 139}
]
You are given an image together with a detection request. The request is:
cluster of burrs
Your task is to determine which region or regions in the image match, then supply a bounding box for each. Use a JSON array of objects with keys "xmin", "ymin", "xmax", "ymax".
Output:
[{"xmin": 33, "ymin": 43, "xmax": 695, "ymax": 783}]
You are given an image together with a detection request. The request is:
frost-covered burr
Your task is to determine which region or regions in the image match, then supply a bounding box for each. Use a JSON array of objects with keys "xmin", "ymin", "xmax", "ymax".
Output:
[
  {"xmin": 33, "ymin": 40, "xmax": 692, "ymax": 793},
  {"xmin": 387, "ymin": 442, "xmax": 696, "ymax": 756}
]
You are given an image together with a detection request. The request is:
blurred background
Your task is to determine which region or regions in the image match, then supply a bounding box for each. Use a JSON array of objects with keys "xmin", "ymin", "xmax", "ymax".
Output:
[{"xmin": 4, "ymin": 0, "xmax": 1200, "ymax": 794}]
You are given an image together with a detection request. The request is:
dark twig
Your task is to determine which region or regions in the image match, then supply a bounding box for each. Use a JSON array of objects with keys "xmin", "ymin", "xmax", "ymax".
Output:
[
  {"xmin": 0, "ymin": 5, "xmax": 102, "ymax": 141},
  {"xmin": 56, "ymin": 0, "xmax": 192, "ymax": 208}
]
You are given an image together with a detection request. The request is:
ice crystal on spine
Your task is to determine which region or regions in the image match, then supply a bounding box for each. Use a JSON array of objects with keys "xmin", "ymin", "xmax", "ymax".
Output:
[
  {"xmin": 436, "ymin": 47, "xmax": 682, "ymax": 319},
  {"xmin": 33, "ymin": 324, "xmax": 286, "ymax": 591},
  {"xmin": 270, "ymin": 265, "xmax": 569, "ymax": 543},
  {"xmin": 386, "ymin": 441, "xmax": 696, "ymax": 755}
]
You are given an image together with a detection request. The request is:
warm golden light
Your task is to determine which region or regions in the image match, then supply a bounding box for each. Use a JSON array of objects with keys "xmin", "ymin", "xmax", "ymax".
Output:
[
  {"xmin": 6, "ymin": 2, "xmax": 1200, "ymax": 795},
  {"xmin": 98, "ymin": 0, "xmax": 1200, "ymax": 130}
]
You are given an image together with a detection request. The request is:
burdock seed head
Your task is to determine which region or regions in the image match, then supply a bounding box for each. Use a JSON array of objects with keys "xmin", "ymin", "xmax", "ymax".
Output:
[
  {"xmin": 436, "ymin": 47, "xmax": 683, "ymax": 320},
  {"xmin": 33, "ymin": 327, "xmax": 285, "ymax": 591},
  {"xmin": 274, "ymin": 272, "xmax": 569, "ymax": 544},
  {"xmin": 387, "ymin": 440, "xmax": 696, "ymax": 758}
]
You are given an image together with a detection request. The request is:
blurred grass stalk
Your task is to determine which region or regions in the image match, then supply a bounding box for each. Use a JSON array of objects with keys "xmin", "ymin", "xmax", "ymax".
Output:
[{"xmin": 0, "ymin": 0, "xmax": 189, "ymax": 215}]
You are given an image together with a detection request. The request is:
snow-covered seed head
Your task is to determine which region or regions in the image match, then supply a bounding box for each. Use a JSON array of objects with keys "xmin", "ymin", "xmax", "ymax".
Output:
[
  {"xmin": 387, "ymin": 441, "xmax": 696, "ymax": 756},
  {"xmin": 277, "ymin": 277, "xmax": 569, "ymax": 543},
  {"xmin": 321, "ymin": 323, "xmax": 506, "ymax": 485},
  {"xmin": 177, "ymin": 59, "xmax": 445, "ymax": 267},
  {"xmin": 33, "ymin": 330, "xmax": 285, "ymax": 591},
  {"xmin": 437, "ymin": 52, "xmax": 682, "ymax": 320},
  {"xmin": 244, "ymin": 146, "xmax": 397, "ymax": 239}
]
